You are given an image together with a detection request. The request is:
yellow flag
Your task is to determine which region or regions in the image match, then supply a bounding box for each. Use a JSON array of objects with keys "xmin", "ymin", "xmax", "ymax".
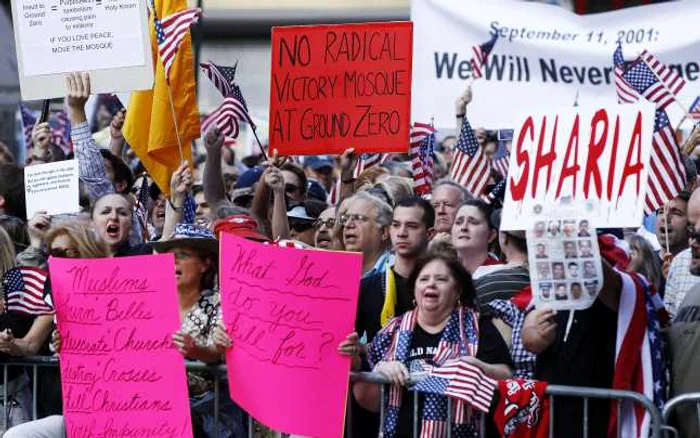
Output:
[{"xmin": 123, "ymin": 0, "xmax": 200, "ymax": 195}]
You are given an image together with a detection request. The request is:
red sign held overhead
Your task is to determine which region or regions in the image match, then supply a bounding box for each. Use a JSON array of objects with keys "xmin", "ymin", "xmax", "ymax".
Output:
[{"xmin": 269, "ymin": 21, "xmax": 413, "ymax": 156}]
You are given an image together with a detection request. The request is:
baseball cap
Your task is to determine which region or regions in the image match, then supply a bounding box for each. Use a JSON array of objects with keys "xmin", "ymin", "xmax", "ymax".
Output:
[
  {"xmin": 234, "ymin": 166, "xmax": 263, "ymax": 189},
  {"xmin": 306, "ymin": 180, "xmax": 327, "ymax": 202}
]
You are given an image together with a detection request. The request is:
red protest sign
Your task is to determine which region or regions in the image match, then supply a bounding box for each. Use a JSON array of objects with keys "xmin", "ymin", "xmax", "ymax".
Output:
[{"xmin": 269, "ymin": 22, "xmax": 413, "ymax": 156}]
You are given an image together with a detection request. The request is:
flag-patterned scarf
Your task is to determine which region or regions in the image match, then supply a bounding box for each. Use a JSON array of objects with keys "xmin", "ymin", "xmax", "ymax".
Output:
[{"xmin": 368, "ymin": 307, "xmax": 481, "ymax": 438}]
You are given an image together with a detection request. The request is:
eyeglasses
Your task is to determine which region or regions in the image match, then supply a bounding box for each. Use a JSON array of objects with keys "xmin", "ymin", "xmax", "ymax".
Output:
[
  {"xmin": 340, "ymin": 213, "xmax": 370, "ymax": 226},
  {"xmin": 687, "ymin": 226, "xmax": 700, "ymax": 242},
  {"xmin": 314, "ymin": 218, "xmax": 336, "ymax": 229},
  {"xmin": 285, "ymin": 184, "xmax": 299, "ymax": 194},
  {"xmin": 49, "ymin": 247, "xmax": 81, "ymax": 258},
  {"xmin": 290, "ymin": 222, "xmax": 314, "ymax": 232}
]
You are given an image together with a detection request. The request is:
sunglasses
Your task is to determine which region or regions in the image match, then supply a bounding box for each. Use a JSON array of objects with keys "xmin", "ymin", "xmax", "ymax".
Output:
[
  {"xmin": 290, "ymin": 222, "xmax": 314, "ymax": 232},
  {"xmin": 285, "ymin": 183, "xmax": 299, "ymax": 194},
  {"xmin": 314, "ymin": 218, "xmax": 336, "ymax": 229},
  {"xmin": 48, "ymin": 247, "xmax": 81, "ymax": 258}
]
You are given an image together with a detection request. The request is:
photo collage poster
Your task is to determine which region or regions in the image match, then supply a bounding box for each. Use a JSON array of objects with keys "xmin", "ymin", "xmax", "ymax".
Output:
[{"xmin": 527, "ymin": 218, "xmax": 603, "ymax": 310}]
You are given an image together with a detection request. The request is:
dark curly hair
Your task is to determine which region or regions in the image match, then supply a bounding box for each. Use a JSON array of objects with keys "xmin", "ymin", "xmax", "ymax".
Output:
[{"xmin": 409, "ymin": 253, "xmax": 476, "ymax": 309}]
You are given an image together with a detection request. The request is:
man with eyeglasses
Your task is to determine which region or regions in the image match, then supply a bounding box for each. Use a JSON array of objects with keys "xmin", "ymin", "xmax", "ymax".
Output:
[
  {"xmin": 669, "ymin": 188, "xmax": 700, "ymax": 438},
  {"xmin": 314, "ymin": 207, "xmax": 335, "ymax": 250},
  {"xmin": 341, "ymin": 191, "xmax": 392, "ymax": 279}
]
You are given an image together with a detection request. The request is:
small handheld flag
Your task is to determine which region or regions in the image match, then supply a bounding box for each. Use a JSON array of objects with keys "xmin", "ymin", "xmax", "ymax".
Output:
[{"xmin": 2, "ymin": 267, "xmax": 53, "ymax": 316}]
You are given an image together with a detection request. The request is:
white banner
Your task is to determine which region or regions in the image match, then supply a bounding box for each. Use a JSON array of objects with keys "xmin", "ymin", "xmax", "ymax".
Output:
[
  {"xmin": 411, "ymin": 0, "xmax": 700, "ymax": 129},
  {"xmin": 11, "ymin": 0, "xmax": 154, "ymax": 100},
  {"xmin": 501, "ymin": 103, "xmax": 655, "ymax": 231}
]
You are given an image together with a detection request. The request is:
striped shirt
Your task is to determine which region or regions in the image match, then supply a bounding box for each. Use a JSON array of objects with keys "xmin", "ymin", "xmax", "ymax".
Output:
[
  {"xmin": 665, "ymin": 248, "xmax": 700, "ymax": 320},
  {"xmin": 473, "ymin": 265, "xmax": 530, "ymax": 309}
]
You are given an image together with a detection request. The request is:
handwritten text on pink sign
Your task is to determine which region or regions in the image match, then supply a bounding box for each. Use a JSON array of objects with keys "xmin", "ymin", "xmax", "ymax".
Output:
[
  {"xmin": 220, "ymin": 234, "xmax": 362, "ymax": 438},
  {"xmin": 49, "ymin": 254, "xmax": 193, "ymax": 438}
]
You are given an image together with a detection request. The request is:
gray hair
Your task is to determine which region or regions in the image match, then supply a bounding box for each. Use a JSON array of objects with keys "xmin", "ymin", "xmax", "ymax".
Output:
[
  {"xmin": 349, "ymin": 191, "xmax": 393, "ymax": 228},
  {"xmin": 433, "ymin": 178, "xmax": 473, "ymax": 202}
]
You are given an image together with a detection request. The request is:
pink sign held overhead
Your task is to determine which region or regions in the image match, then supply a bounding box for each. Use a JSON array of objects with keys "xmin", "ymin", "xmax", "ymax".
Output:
[
  {"xmin": 219, "ymin": 234, "xmax": 362, "ymax": 438},
  {"xmin": 48, "ymin": 254, "xmax": 193, "ymax": 438}
]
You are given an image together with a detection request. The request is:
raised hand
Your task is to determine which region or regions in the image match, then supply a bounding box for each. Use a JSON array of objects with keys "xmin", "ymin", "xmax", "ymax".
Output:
[{"xmin": 65, "ymin": 72, "xmax": 91, "ymax": 123}]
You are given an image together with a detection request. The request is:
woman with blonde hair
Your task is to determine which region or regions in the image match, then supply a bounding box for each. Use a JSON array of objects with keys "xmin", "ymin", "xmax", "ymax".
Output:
[{"xmin": 18, "ymin": 218, "xmax": 108, "ymax": 268}]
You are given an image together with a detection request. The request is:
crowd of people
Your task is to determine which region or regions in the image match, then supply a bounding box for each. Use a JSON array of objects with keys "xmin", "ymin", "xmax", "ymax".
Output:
[{"xmin": 0, "ymin": 70, "xmax": 699, "ymax": 437}]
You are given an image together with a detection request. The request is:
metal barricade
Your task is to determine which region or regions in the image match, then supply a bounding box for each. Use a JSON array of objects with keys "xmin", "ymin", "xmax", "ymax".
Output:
[
  {"xmin": 662, "ymin": 393, "xmax": 700, "ymax": 438},
  {"xmin": 0, "ymin": 358, "xmax": 665, "ymax": 438},
  {"xmin": 545, "ymin": 385, "xmax": 663, "ymax": 438},
  {"xmin": 349, "ymin": 373, "xmax": 661, "ymax": 438}
]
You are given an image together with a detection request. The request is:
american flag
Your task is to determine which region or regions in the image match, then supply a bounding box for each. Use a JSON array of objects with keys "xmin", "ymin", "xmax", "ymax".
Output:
[
  {"xmin": 201, "ymin": 97, "xmax": 242, "ymax": 140},
  {"xmin": 414, "ymin": 358, "xmax": 498, "ymax": 413},
  {"xmin": 449, "ymin": 117, "xmax": 490, "ymax": 197},
  {"xmin": 49, "ymin": 110, "xmax": 72, "ymax": 154},
  {"xmin": 2, "ymin": 267, "xmax": 53, "ymax": 316},
  {"xmin": 182, "ymin": 192, "xmax": 196, "ymax": 225},
  {"xmin": 470, "ymin": 33, "xmax": 498, "ymax": 79},
  {"xmin": 409, "ymin": 122, "xmax": 437, "ymax": 195},
  {"xmin": 353, "ymin": 153, "xmax": 390, "ymax": 178},
  {"xmin": 644, "ymin": 110, "xmax": 686, "ymax": 214},
  {"xmin": 491, "ymin": 140, "xmax": 510, "ymax": 178},
  {"xmin": 621, "ymin": 54, "xmax": 680, "ymax": 110},
  {"xmin": 200, "ymin": 61, "xmax": 238, "ymax": 97},
  {"xmin": 641, "ymin": 49, "xmax": 686, "ymax": 99},
  {"xmin": 483, "ymin": 179, "xmax": 506, "ymax": 206},
  {"xmin": 609, "ymin": 271, "xmax": 667, "ymax": 437},
  {"xmin": 689, "ymin": 96, "xmax": 700, "ymax": 120},
  {"xmin": 201, "ymin": 83, "xmax": 255, "ymax": 140},
  {"xmin": 153, "ymin": 6, "xmax": 201, "ymax": 83},
  {"xmin": 328, "ymin": 178, "xmax": 341, "ymax": 206},
  {"xmin": 20, "ymin": 104, "xmax": 36, "ymax": 150},
  {"xmin": 613, "ymin": 43, "xmax": 640, "ymax": 104}
]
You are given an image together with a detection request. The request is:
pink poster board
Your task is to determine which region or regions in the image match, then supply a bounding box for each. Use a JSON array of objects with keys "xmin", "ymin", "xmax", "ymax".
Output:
[
  {"xmin": 49, "ymin": 254, "xmax": 193, "ymax": 437},
  {"xmin": 219, "ymin": 234, "xmax": 362, "ymax": 438}
]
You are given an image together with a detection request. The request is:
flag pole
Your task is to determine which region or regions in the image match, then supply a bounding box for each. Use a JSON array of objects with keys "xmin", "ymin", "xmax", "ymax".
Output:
[
  {"xmin": 250, "ymin": 125, "xmax": 268, "ymax": 162},
  {"xmin": 165, "ymin": 83, "xmax": 185, "ymax": 163}
]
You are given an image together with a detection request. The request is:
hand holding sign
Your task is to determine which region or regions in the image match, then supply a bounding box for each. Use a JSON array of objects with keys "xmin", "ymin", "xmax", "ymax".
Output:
[
  {"xmin": 220, "ymin": 234, "xmax": 361, "ymax": 438},
  {"xmin": 269, "ymin": 22, "xmax": 413, "ymax": 156}
]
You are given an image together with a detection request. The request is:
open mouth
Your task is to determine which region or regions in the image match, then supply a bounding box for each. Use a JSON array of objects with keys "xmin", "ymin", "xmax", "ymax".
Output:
[
  {"xmin": 175, "ymin": 269, "xmax": 182, "ymax": 278},
  {"xmin": 423, "ymin": 291, "xmax": 439, "ymax": 300},
  {"xmin": 106, "ymin": 224, "xmax": 120, "ymax": 239},
  {"xmin": 344, "ymin": 232, "xmax": 357, "ymax": 243}
]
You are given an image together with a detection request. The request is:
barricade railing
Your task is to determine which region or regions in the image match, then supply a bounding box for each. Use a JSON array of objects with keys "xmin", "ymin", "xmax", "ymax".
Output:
[
  {"xmin": 662, "ymin": 393, "xmax": 700, "ymax": 438},
  {"xmin": 0, "ymin": 357, "xmax": 665, "ymax": 438}
]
